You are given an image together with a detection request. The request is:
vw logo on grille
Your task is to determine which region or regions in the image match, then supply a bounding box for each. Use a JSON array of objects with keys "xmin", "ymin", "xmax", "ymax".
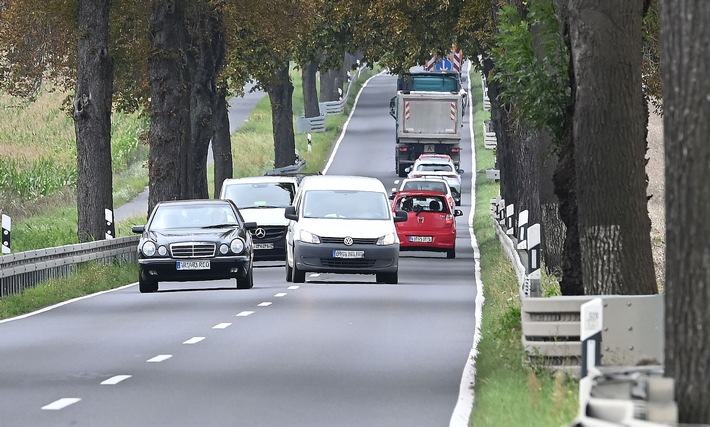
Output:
[
  {"xmin": 254, "ymin": 228, "xmax": 267, "ymax": 239},
  {"xmin": 343, "ymin": 236, "xmax": 354, "ymax": 246}
]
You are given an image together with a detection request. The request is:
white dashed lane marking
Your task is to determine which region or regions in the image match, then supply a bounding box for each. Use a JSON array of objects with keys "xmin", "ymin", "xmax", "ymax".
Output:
[
  {"xmin": 41, "ymin": 398, "xmax": 81, "ymax": 410},
  {"xmin": 183, "ymin": 337, "xmax": 205, "ymax": 344},
  {"xmin": 257, "ymin": 302, "xmax": 272, "ymax": 307},
  {"xmin": 274, "ymin": 293, "xmax": 287, "ymax": 297},
  {"xmin": 101, "ymin": 375, "xmax": 132, "ymax": 385},
  {"xmin": 147, "ymin": 355, "xmax": 172, "ymax": 363},
  {"xmin": 213, "ymin": 323, "xmax": 232, "ymax": 329},
  {"xmin": 287, "ymin": 286, "xmax": 299, "ymax": 290},
  {"xmin": 236, "ymin": 311, "xmax": 254, "ymax": 317}
]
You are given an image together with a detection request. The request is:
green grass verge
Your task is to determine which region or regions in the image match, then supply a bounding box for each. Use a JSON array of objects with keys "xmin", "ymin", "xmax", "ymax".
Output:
[{"xmin": 468, "ymin": 75, "xmax": 578, "ymax": 426}]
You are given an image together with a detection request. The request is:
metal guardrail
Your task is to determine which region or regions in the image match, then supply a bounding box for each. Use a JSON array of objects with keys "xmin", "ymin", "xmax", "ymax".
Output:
[{"xmin": 0, "ymin": 236, "xmax": 139, "ymax": 298}]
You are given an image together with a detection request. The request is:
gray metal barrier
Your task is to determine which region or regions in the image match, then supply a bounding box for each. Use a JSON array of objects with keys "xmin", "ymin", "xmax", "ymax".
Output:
[{"xmin": 0, "ymin": 236, "xmax": 139, "ymax": 297}]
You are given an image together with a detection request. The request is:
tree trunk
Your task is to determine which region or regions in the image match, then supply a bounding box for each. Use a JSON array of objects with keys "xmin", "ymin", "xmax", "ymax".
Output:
[
  {"xmin": 538, "ymin": 130, "xmax": 565, "ymax": 274},
  {"xmin": 147, "ymin": 0, "xmax": 191, "ymax": 214},
  {"xmin": 73, "ymin": 0, "xmax": 114, "ymax": 242},
  {"xmin": 265, "ymin": 62, "xmax": 296, "ymax": 168},
  {"xmin": 319, "ymin": 68, "xmax": 339, "ymax": 102},
  {"xmin": 301, "ymin": 61, "xmax": 320, "ymax": 118},
  {"xmin": 212, "ymin": 87, "xmax": 232, "ymax": 198},
  {"xmin": 569, "ymin": 0, "xmax": 657, "ymax": 295},
  {"xmin": 661, "ymin": 1, "xmax": 710, "ymax": 422},
  {"xmin": 187, "ymin": 2, "xmax": 223, "ymax": 200}
]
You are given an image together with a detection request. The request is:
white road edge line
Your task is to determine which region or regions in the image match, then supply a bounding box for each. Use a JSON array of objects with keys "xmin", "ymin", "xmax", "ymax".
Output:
[
  {"xmin": 41, "ymin": 398, "xmax": 81, "ymax": 410},
  {"xmin": 147, "ymin": 354, "xmax": 172, "ymax": 363},
  {"xmin": 236, "ymin": 311, "xmax": 254, "ymax": 317},
  {"xmin": 213, "ymin": 323, "xmax": 232, "ymax": 329},
  {"xmin": 449, "ymin": 60, "xmax": 484, "ymax": 427},
  {"xmin": 101, "ymin": 375, "xmax": 132, "ymax": 385},
  {"xmin": 183, "ymin": 337, "xmax": 205, "ymax": 344},
  {"xmin": 274, "ymin": 293, "xmax": 287, "ymax": 297},
  {"xmin": 257, "ymin": 302, "xmax": 272, "ymax": 307}
]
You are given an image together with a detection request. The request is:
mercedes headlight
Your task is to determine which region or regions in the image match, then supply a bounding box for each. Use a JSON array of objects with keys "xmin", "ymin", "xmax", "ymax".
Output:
[
  {"xmin": 141, "ymin": 241, "xmax": 157, "ymax": 257},
  {"xmin": 298, "ymin": 229, "xmax": 321, "ymax": 244},
  {"xmin": 219, "ymin": 244, "xmax": 229, "ymax": 255},
  {"xmin": 230, "ymin": 238, "xmax": 245, "ymax": 254},
  {"xmin": 157, "ymin": 245, "xmax": 168, "ymax": 256},
  {"xmin": 376, "ymin": 233, "xmax": 397, "ymax": 246}
]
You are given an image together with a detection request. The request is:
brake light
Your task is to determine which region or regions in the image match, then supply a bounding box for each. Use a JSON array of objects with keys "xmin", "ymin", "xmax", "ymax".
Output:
[
  {"xmin": 450, "ymin": 147, "xmax": 461, "ymax": 153},
  {"xmin": 445, "ymin": 214, "xmax": 455, "ymax": 226},
  {"xmin": 399, "ymin": 147, "xmax": 408, "ymax": 152}
]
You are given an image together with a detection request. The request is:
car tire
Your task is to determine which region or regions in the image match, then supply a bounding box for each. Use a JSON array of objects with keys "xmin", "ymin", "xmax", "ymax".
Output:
[
  {"xmin": 376, "ymin": 271, "xmax": 398, "ymax": 284},
  {"xmin": 292, "ymin": 264, "xmax": 306, "ymax": 283},
  {"xmin": 447, "ymin": 249, "xmax": 456, "ymax": 259},
  {"xmin": 139, "ymin": 276, "xmax": 158, "ymax": 293},
  {"xmin": 285, "ymin": 262, "xmax": 293, "ymax": 282},
  {"xmin": 237, "ymin": 265, "xmax": 254, "ymax": 289}
]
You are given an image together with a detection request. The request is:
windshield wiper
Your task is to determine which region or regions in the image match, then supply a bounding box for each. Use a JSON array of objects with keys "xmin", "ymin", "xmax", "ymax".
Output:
[
  {"xmin": 202, "ymin": 223, "xmax": 238, "ymax": 229},
  {"xmin": 241, "ymin": 205, "xmax": 283, "ymax": 209}
]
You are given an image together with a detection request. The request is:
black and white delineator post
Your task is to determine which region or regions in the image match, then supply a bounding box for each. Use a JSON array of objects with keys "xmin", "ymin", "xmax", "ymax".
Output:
[
  {"xmin": 307, "ymin": 133, "xmax": 313, "ymax": 153},
  {"xmin": 105, "ymin": 209, "xmax": 115, "ymax": 240},
  {"xmin": 527, "ymin": 223, "xmax": 541, "ymax": 296},
  {"xmin": 517, "ymin": 210, "xmax": 529, "ymax": 250},
  {"xmin": 497, "ymin": 199, "xmax": 506, "ymax": 225},
  {"xmin": 580, "ymin": 298, "xmax": 603, "ymax": 378},
  {"xmin": 1, "ymin": 214, "xmax": 10, "ymax": 254},
  {"xmin": 505, "ymin": 204, "xmax": 515, "ymax": 236}
]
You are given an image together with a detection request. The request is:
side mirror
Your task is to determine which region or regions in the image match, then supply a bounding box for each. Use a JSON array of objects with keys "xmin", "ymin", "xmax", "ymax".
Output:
[
  {"xmin": 393, "ymin": 210, "xmax": 408, "ymax": 223},
  {"xmin": 457, "ymin": 169, "xmax": 465, "ymax": 175},
  {"xmin": 454, "ymin": 209, "xmax": 463, "ymax": 217},
  {"xmin": 243, "ymin": 221, "xmax": 258, "ymax": 230},
  {"xmin": 132, "ymin": 225, "xmax": 145, "ymax": 234},
  {"xmin": 284, "ymin": 206, "xmax": 298, "ymax": 221},
  {"xmin": 389, "ymin": 191, "xmax": 397, "ymax": 200},
  {"xmin": 389, "ymin": 97, "xmax": 396, "ymax": 119}
]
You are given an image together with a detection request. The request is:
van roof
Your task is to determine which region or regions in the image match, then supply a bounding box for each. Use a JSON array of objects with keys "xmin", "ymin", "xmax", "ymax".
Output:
[{"xmin": 299, "ymin": 175, "xmax": 386, "ymax": 192}]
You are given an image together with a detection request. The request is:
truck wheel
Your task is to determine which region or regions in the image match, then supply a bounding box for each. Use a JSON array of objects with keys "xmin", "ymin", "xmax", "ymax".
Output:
[{"xmin": 397, "ymin": 163, "xmax": 408, "ymax": 177}]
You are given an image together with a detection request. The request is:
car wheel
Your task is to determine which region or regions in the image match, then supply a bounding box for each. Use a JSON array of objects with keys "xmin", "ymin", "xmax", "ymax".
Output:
[
  {"xmin": 292, "ymin": 264, "xmax": 306, "ymax": 283},
  {"xmin": 376, "ymin": 271, "xmax": 398, "ymax": 284},
  {"xmin": 139, "ymin": 276, "xmax": 158, "ymax": 293},
  {"xmin": 285, "ymin": 262, "xmax": 293, "ymax": 282},
  {"xmin": 447, "ymin": 249, "xmax": 456, "ymax": 259},
  {"xmin": 237, "ymin": 265, "xmax": 254, "ymax": 289}
]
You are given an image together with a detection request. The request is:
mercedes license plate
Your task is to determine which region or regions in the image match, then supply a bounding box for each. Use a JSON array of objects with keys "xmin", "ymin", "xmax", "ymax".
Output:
[
  {"xmin": 333, "ymin": 250, "xmax": 364, "ymax": 259},
  {"xmin": 176, "ymin": 260, "xmax": 210, "ymax": 270},
  {"xmin": 424, "ymin": 145, "xmax": 436, "ymax": 153},
  {"xmin": 253, "ymin": 243, "xmax": 274, "ymax": 250},
  {"xmin": 409, "ymin": 236, "xmax": 433, "ymax": 243}
]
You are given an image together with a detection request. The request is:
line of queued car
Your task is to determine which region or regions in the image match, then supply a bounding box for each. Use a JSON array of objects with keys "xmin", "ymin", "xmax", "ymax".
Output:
[{"xmin": 132, "ymin": 153, "xmax": 464, "ymax": 291}]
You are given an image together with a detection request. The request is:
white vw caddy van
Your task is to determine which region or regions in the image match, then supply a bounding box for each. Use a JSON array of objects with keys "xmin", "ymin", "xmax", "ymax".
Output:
[{"xmin": 284, "ymin": 175, "xmax": 408, "ymax": 284}]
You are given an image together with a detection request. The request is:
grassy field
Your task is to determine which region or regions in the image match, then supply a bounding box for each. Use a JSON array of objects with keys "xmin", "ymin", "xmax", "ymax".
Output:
[{"xmin": 0, "ymin": 65, "xmax": 579, "ymax": 425}]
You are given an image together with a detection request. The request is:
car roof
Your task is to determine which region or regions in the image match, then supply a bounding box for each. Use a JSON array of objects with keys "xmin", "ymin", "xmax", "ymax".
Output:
[
  {"xmin": 155, "ymin": 199, "xmax": 235, "ymax": 208},
  {"xmin": 222, "ymin": 176, "xmax": 298, "ymax": 185},
  {"xmin": 418, "ymin": 154, "xmax": 451, "ymax": 160},
  {"xmin": 396, "ymin": 190, "xmax": 447, "ymax": 198},
  {"xmin": 299, "ymin": 175, "xmax": 386, "ymax": 192}
]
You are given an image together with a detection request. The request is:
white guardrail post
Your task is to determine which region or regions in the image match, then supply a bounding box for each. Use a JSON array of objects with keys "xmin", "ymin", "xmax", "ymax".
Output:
[{"xmin": 1, "ymin": 214, "xmax": 10, "ymax": 254}]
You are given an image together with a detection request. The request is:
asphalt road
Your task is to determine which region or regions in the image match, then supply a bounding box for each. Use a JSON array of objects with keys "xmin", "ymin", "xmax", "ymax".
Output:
[{"xmin": 0, "ymin": 72, "xmax": 479, "ymax": 427}]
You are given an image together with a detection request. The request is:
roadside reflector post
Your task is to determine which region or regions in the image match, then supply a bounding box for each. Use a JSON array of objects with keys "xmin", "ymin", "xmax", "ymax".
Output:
[
  {"xmin": 505, "ymin": 204, "xmax": 515, "ymax": 236},
  {"xmin": 1, "ymin": 214, "xmax": 10, "ymax": 254},
  {"xmin": 105, "ymin": 209, "xmax": 115, "ymax": 240},
  {"xmin": 517, "ymin": 210, "xmax": 529, "ymax": 250},
  {"xmin": 580, "ymin": 298, "xmax": 603, "ymax": 378},
  {"xmin": 526, "ymin": 223, "xmax": 541, "ymax": 296}
]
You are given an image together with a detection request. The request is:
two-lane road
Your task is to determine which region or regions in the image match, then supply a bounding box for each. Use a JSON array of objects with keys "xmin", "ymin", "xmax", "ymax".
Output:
[{"xmin": 0, "ymin": 70, "xmax": 478, "ymax": 427}]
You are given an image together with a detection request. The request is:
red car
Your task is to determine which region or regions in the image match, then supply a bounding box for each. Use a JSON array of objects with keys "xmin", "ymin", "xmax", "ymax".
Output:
[{"xmin": 392, "ymin": 190, "xmax": 463, "ymax": 258}]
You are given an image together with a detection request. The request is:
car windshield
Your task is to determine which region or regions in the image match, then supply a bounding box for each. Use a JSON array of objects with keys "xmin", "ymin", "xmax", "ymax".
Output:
[
  {"xmin": 303, "ymin": 190, "xmax": 390, "ymax": 220},
  {"xmin": 223, "ymin": 182, "xmax": 295, "ymax": 209},
  {"xmin": 402, "ymin": 181, "xmax": 448, "ymax": 194},
  {"xmin": 150, "ymin": 204, "xmax": 239, "ymax": 229},
  {"xmin": 415, "ymin": 163, "xmax": 453, "ymax": 172},
  {"xmin": 397, "ymin": 195, "xmax": 448, "ymax": 213}
]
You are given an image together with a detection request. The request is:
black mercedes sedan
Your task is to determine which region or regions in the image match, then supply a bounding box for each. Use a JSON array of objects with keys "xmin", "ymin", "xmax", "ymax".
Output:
[{"xmin": 132, "ymin": 199, "xmax": 258, "ymax": 293}]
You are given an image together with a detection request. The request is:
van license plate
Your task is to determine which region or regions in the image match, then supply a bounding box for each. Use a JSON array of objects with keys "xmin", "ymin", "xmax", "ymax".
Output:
[
  {"xmin": 333, "ymin": 250, "xmax": 364, "ymax": 259},
  {"xmin": 177, "ymin": 261, "xmax": 210, "ymax": 270}
]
